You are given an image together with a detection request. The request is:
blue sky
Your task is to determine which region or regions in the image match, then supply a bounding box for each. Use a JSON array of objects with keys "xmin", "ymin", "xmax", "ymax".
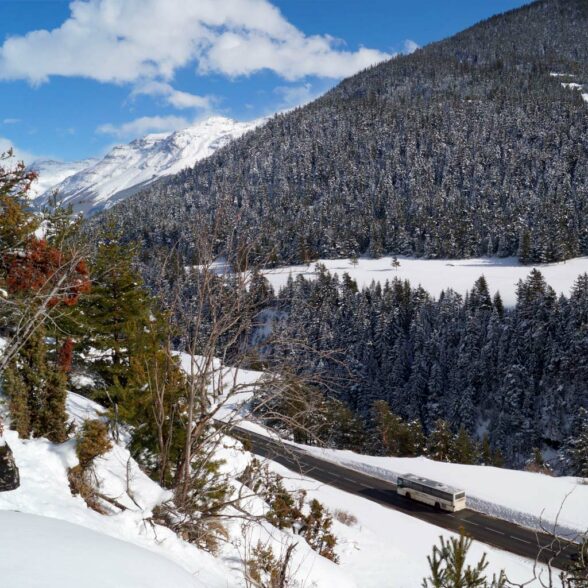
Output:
[{"xmin": 0, "ymin": 0, "xmax": 531, "ymax": 163}]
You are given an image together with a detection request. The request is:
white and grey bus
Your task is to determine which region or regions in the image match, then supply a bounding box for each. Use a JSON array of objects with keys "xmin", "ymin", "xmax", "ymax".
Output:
[{"xmin": 396, "ymin": 473, "xmax": 467, "ymax": 512}]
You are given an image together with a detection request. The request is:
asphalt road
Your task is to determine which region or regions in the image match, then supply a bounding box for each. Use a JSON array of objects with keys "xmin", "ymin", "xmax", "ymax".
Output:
[{"xmin": 235, "ymin": 427, "xmax": 580, "ymax": 571}]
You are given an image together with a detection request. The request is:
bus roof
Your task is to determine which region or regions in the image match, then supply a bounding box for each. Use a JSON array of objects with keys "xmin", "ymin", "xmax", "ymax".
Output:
[{"xmin": 398, "ymin": 473, "xmax": 465, "ymax": 496}]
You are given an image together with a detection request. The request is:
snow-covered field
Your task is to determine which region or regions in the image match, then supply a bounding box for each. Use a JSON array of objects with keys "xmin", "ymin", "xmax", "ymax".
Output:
[{"xmin": 262, "ymin": 256, "xmax": 588, "ymax": 306}]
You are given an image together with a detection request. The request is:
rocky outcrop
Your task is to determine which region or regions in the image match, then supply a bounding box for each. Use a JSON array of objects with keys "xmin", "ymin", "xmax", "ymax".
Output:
[{"xmin": 0, "ymin": 441, "xmax": 20, "ymax": 492}]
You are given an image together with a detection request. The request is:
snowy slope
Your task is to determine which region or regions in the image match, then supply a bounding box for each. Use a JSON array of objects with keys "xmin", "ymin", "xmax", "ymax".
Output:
[
  {"xmin": 33, "ymin": 116, "xmax": 263, "ymax": 216},
  {"xmin": 0, "ymin": 393, "xmax": 234, "ymax": 588},
  {"xmin": 0, "ymin": 512, "xmax": 201, "ymax": 588},
  {"xmin": 0, "ymin": 350, "xmax": 562, "ymax": 587},
  {"xmin": 261, "ymin": 255, "xmax": 588, "ymax": 307},
  {"xmin": 28, "ymin": 158, "xmax": 98, "ymax": 200}
]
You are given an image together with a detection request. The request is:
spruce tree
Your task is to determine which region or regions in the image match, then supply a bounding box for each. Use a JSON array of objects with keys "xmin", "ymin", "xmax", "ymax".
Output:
[
  {"xmin": 423, "ymin": 534, "xmax": 506, "ymax": 588},
  {"xmin": 3, "ymin": 361, "xmax": 30, "ymax": 438},
  {"xmin": 3, "ymin": 326, "xmax": 68, "ymax": 441},
  {"xmin": 567, "ymin": 408, "xmax": 588, "ymax": 478},
  {"xmin": 428, "ymin": 420, "xmax": 453, "ymax": 462},
  {"xmin": 78, "ymin": 237, "xmax": 151, "ymax": 416},
  {"xmin": 451, "ymin": 426, "xmax": 479, "ymax": 465}
]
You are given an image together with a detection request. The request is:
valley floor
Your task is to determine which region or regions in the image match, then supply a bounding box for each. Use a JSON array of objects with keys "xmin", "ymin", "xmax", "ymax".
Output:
[{"xmin": 262, "ymin": 255, "xmax": 588, "ymax": 306}]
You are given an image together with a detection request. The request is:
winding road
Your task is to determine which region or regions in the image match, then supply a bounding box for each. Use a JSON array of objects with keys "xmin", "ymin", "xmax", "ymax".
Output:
[{"xmin": 235, "ymin": 426, "xmax": 580, "ymax": 571}]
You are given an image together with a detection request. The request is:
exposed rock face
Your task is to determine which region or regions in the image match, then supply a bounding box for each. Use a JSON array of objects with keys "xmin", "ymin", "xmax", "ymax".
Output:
[{"xmin": 0, "ymin": 442, "xmax": 20, "ymax": 492}]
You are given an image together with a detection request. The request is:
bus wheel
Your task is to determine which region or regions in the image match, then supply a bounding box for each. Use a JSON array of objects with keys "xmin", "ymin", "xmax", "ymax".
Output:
[
  {"xmin": 434, "ymin": 502, "xmax": 441, "ymax": 511},
  {"xmin": 405, "ymin": 492, "xmax": 411, "ymax": 501}
]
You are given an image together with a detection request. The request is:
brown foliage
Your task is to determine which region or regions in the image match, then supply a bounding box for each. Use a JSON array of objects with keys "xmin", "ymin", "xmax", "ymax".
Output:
[
  {"xmin": 76, "ymin": 420, "xmax": 112, "ymax": 469},
  {"xmin": 5, "ymin": 238, "xmax": 91, "ymax": 307}
]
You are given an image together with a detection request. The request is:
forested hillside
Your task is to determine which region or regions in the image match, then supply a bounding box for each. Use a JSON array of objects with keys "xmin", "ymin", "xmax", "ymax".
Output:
[
  {"xmin": 104, "ymin": 0, "xmax": 588, "ymax": 266},
  {"xmin": 264, "ymin": 267, "xmax": 588, "ymax": 469}
]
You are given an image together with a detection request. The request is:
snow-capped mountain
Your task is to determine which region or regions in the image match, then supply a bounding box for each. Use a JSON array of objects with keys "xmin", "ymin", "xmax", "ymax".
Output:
[
  {"xmin": 33, "ymin": 116, "xmax": 263, "ymax": 216},
  {"xmin": 28, "ymin": 158, "xmax": 99, "ymax": 200}
]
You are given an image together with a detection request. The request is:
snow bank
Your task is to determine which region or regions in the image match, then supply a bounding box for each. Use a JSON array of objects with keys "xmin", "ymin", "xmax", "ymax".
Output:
[
  {"xmin": 0, "ymin": 511, "xmax": 202, "ymax": 588},
  {"xmin": 300, "ymin": 446, "xmax": 588, "ymax": 536},
  {"xmin": 262, "ymin": 256, "xmax": 588, "ymax": 306}
]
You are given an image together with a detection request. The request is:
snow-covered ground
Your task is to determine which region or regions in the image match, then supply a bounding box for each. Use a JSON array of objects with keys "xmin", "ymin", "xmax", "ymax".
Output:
[
  {"xmin": 262, "ymin": 256, "xmax": 588, "ymax": 306},
  {"xmin": 0, "ymin": 393, "xmax": 234, "ymax": 588},
  {"xmin": 0, "ymin": 511, "xmax": 201, "ymax": 588}
]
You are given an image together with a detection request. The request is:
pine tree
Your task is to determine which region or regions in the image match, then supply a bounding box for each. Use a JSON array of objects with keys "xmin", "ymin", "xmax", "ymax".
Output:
[
  {"xmin": 3, "ymin": 360, "xmax": 30, "ymax": 437},
  {"xmin": 40, "ymin": 369, "xmax": 68, "ymax": 443},
  {"xmin": 480, "ymin": 434, "xmax": 492, "ymax": 466},
  {"xmin": 428, "ymin": 420, "xmax": 453, "ymax": 462},
  {"xmin": 2, "ymin": 326, "xmax": 68, "ymax": 441},
  {"xmin": 567, "ymin": 408, "xmax": 588, "ymax": 478},
  {"xmin": 0, "ymin": 151, "xmax": 38, "ymax": 259},
  {"xmin": 78, "ymin": 237, "xmax": 151, "ymax": 416},
  {"xmin": 423, "ymin": 534, "xmax": 506, "ymax": 588},
  {"xmin": 492, "ymin": 292, "xmax": 504, "ymax": 318},
  {"xmin": 517, "ymin": 230, "xmax": 532, "ymax": 264},
  {"xmin": 451, "ymin": 426, "xmax": 479, "ymax": 465},
  {"xmin": 125, "ymin": 313, "xmax": 188, "ymax": 486}
]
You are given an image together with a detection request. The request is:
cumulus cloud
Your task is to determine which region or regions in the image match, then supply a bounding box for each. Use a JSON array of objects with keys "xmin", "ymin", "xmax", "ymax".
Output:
[
  {"xmin": 130, "ymin": 82, "xmax": 212, "ymax": 110},
  {"xmin": 0, "ymin": 0, "xmax": 391, "ymax": 85},
  {"xmin": 403, "ymin": 39, "xmax": 420, "ymax": 54},
  {"xmin": 0, "ymin": 136, "xmax": 42, "ymax": 164},
  {"xmin": 274, "ymin": 83, "xmax": 322, "ymax": 112},
  {"xmin": 96, "ymin": 115, "xmax": 192, "ymax": 139}
]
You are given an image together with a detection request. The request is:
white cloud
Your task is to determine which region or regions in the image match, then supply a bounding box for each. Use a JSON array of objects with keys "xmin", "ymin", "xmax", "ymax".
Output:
[
  {"xmin": 96, "ymin": 115, "xmax": 191, "ymax": 139},
  {"xmin": 2, "ymin": 118, "xmax": 21, "ymax": 125},
  {"xmin": 0, "ymin": 0, "xmax": 390, "ymax": 85},
  {"xmin": 273, "ymin": 83, "xmax": 322, "ymax": 112},
  {"xmin": 0, "ymin": 136, "xmax": 42, "ymax": 164},
  {"xmin": 403, "ymin": 39, "xmax": 420, "ymax": 54},
  {"xmin": 130, "ymin": 82, "xmax": 212, "ymax": 110}
]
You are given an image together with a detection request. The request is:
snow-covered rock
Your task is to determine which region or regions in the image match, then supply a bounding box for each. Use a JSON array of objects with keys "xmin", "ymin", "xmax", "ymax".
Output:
[
  {"xmin": 33, "ymin": 116, "xmax": 263, "ymax": 216},
  {"xmin": 0, "ymin": 442, "xmax": 19, "ymax": 492}
]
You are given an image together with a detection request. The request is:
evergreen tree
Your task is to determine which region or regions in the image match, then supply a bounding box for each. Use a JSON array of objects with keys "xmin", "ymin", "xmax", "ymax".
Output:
[
  {"xmin": 451, "ymin": 426, "xmax": 479, "ymax": 465},
  {"xmin": 3, "ymin": 326, "xmax": 68, "ymax": 441},
  {"xmin": 428, "ymin": 420, "xmax": 454, "ymax": 462},
  {"xmin": 3, "ymin": 360, "xmax": 30, "ymax": 438},
  {"xmin": 78, "ymin": 237, "xmax": 151, "ymax": 418},
  {"xmin": 517, "ymin": 230, "xmax": 532, "ymax": 265},
  {"xmin": 567, "ymin": 408, "xmax": 588, "ymax": 478},
  {"xmin": 423, "ymin": 534, "xmax": 506, "ymax": 588}
]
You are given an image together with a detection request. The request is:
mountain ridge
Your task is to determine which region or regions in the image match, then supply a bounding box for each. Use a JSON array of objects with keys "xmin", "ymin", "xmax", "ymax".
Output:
[{"xmin": 34, "ymin": 116, "xmax": 263, "ymax": 216}]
